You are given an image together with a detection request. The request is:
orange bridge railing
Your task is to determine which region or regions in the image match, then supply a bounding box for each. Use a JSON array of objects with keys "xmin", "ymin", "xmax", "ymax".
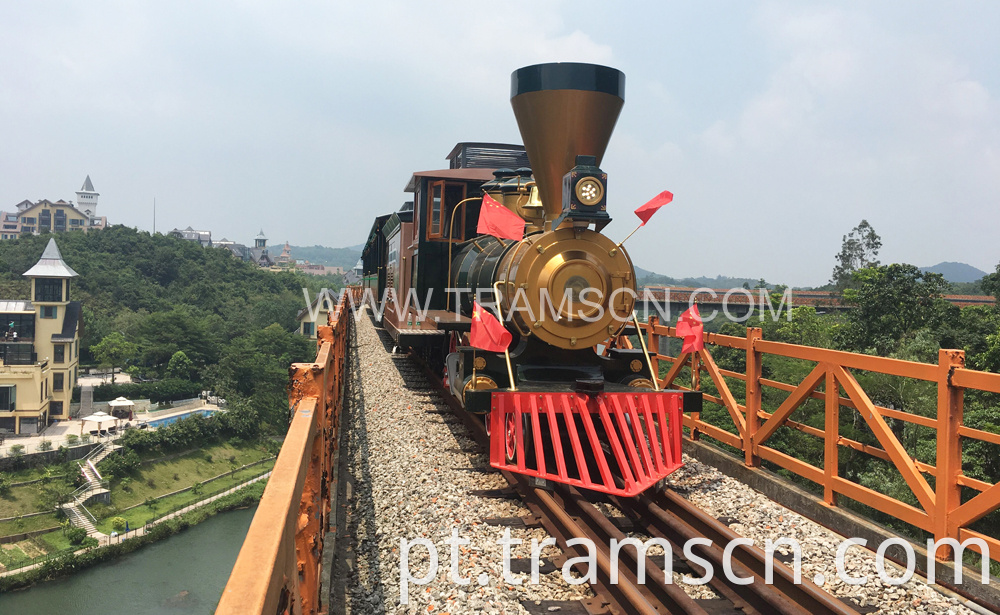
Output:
[
  {"xmin": 217, "ymin": 286, "xmax": 360, "ymax": 615},
  {"xmin": 636, "ymin": 316, "xmax": 1000, "ymax": 565}
]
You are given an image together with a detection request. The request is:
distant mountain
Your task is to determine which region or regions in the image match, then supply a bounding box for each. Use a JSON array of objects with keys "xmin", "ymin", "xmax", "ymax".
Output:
[
  {"xmin": 920, "ymin": 262, "xmax": 988, "ymax": 284},
  {"xmin": 634, "ymin": 266, "xmax": 765, "ymax": 289},
  {"xmin": 289, "ymin": 245, "xmax": 361, "ymax": 269}
]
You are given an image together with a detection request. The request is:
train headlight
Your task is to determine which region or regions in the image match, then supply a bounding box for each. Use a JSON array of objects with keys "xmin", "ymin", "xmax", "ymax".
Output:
[
  {"xmin": 560, "ymin": 154, "xmax": 609, "ymax": 229},
  {"xmin": 575, "ymin": 177, "xmax": 604, "ymax": 206}
]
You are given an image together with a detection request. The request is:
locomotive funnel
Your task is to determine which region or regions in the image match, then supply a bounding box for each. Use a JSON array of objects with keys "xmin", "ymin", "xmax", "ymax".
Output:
[{"xmin": 510, "ymin": 63, "xmax": 625, "ymax": 227}]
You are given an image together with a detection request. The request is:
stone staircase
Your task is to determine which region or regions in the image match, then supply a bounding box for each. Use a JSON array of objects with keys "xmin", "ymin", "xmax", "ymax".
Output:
[
  {"xmin": 61, "ymin": 442, "xmax": 119, "ymax": 536},
  {"xmin": 61, "ymin": 501, "xmax": 97, "ymax": 534}
]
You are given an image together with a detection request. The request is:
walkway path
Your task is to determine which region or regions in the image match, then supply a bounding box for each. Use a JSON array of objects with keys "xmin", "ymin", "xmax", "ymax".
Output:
[
  {"xmin": 0, "ymin": 472, "xmax": 270, "ymax": 578},
  {"xmin": 79, "ymin": 384, "xmax": 94, "ymax": 417}
]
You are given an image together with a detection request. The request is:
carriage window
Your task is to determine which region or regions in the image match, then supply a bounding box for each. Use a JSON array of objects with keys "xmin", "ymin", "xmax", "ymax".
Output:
[
  {"xmin": 428, "ymin": 183, "xmax": 442, "ymax": 237},
  {"xmin": 426, "ymin": 181, "xmax": 468, "ymax": 241}
]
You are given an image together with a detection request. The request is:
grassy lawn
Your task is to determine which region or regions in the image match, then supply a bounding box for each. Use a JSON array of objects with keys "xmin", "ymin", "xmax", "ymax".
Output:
[
  {"xmin": 36, "ymin": 529, "xmax": 75, "ymax": 553},
  {"xmin": 93, "ymin": 458, "xmax": 274, "ymax": 533},
  {"xmin": 0, "ymin": 513, "xmax": 60, "ymax": 539},
  {"xmin": 0, "ymin": 478, "xmax": 76, "ymax": 520},
  {"xmin": 102, "ymin": 442, "xmax": 272, "ymax": 512},
  {"xmin": 0, "ymin": 532, "xmax": 77, "ymax": 573}
]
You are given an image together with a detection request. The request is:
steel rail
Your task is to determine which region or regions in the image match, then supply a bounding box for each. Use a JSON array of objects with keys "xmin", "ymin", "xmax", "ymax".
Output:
[{"xmin": 414, "ymin": 352, "xmax": 859, "ymax": 615}]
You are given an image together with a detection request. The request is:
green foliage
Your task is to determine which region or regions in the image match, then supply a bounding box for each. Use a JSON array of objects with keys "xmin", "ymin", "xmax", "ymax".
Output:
[
  {"xmin": 92, "ymin": 332, "xmax": 139, "ymax": 383},
  {"xmin": 38, "ymin": 440, "xmax": 52, "ymax": 452},
  {"xmin": 0, "ymin": 229, "xmax": 332, "ymax": 433},
  {"xmin": 0, "ymin": 475, "xmax": 10, "ymax": 496},
  {"xmin": 111, "ymin": 516, "xmax": 127, "ymax": 532},
  {"xmin": 38, "ymin": 480, "xmax": 75, "ymax": 510},
  {"xmin": 98, "ymin": 448, "xmax": 142, "ymax": 479},
  {"xmin": 66, "ymin": 526, "xmax": 88, "ymax": 545},
  {"xmin": 92, "ymin": 378, "xmax": 202, "ymax": 403},
  {"xmin": 165, "ymin": 350, "xmax": 196, "ymax": 380},
  {"xmin": 9, "ymin": 444, "xmax": 24, "ymax": 457},
  {"xmin": 65, "ymin": 434, "xmax": 79, "ymax": 446},
  {"xmin": 830, "ymin": 219, "xmax": 881, "ymax": 290},
  {"xmin": 836, "ymin": 264, "xmax": 951, "ymax": 355}
]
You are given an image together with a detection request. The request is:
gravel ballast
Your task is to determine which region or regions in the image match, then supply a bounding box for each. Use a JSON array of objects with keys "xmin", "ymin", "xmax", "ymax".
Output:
[{"xmin": 338, "ymin": 311, "xmax": 985, "ymax": 614}]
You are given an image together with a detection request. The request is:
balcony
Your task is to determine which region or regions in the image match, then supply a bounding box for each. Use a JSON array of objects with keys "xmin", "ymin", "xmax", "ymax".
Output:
[{"xmin": 0, "ymin": 343, "xmax": 37, "ymax": 365}]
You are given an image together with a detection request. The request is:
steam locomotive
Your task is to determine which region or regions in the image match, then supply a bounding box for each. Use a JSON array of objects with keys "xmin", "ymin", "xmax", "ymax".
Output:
[{"xmin": 362, "ymin": 63, "xmax": 700, "ymax": 496}]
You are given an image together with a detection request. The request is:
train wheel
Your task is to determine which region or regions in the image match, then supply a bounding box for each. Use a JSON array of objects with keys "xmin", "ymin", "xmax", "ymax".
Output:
[{"xmin": 504, "ymin": 411, "xmax": 518, "ymax": 463}]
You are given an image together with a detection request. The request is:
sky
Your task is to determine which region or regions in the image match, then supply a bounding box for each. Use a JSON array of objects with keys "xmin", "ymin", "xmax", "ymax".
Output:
[{"xmin": 1, "ymin": 1, "xmax": 998, "ymax": 287}]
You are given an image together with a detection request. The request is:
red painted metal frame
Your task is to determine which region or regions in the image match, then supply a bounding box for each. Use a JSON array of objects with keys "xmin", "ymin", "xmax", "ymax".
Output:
[{"xmin": 489, "ymin": 390, "xmax": 684, "ymax": 496}]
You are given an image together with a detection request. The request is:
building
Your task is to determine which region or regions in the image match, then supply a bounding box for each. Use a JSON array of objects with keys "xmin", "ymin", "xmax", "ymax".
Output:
[
  {"xmin": 275, "ymin": 242, "xmax": 293, "ymax": 267},
  {"xmin": 0, "ymin": 176, "xmax": 108, "ymax": 240},
  {"xmin": 169, "ymin": 226, "xmax": 213, "ymax": 247},
  {"xmin": 0, "ymin": 239, "xmax": 81, "ymax": 435},
  {"xmin": 344, "ymin": 259, "xmax": 363, "ymax": 285},
  {"xmin": 219, "ymin": 229, "xmax": 274, "ymax": 267},
  {"xmin": 296, "ymin": 293, "xmax": 336, "ymax": 339},
  {"xmin": 295, "ymin": 262, "xmax": 345, "ymax": 276}
]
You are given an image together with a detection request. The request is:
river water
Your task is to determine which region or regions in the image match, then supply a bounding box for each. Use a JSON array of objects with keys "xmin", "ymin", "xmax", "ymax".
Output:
[{"xmin": 0, "ymin": 505, "xmax": 257, "ymax": 614}]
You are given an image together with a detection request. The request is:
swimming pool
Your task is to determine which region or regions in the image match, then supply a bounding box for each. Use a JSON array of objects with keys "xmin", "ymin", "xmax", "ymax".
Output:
[{"xmin": 146, "ymin": 408, "xmax": 216, "ymax": 428}]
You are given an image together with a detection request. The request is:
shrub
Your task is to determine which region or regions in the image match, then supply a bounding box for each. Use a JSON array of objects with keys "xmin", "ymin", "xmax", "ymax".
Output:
[
  {"xmin": 0, "ymin": 475, "xmax": 11, "ymax": 496},
  {"xmin": 66, "ymin": 434, "xmax": 79, "ymax": 446},
  {"xmin": 191, "ymin": 481, "xmax": 203, "ymax": 494},
  {"xmin": 9, "ymin": 444, "xmax": 25, "ymax": 457},
  {"xmin": 111, "ymin": 517, "xmax": 127, "ymax": 532},
  {"xmin": 38, "ymin": 440, "xmax": 53, "ymax": 451},
  {"xmin": 119, "ymin": 477, "xmax": 132, "ymax": 493},
  {"xmin": 173, "ymin": 473, "xmax": 180, "ymax": 481},
  {"xmin": 92, "ymin": 379, "xmax": 202, "ymax": 404},
  {"xmin": 146, "ymin": 477, "xmax": 156, "ymax": 489},
  {"xmin": 98, "ymin": 449, "xmax": 141, "ymax": 479},
  {"xmin": 204, "ymin": 454, "xmax": 213, "ymax": 464},
  {"xmin": 67, "ymin": 526, "xmax": 88, "ymax": 545}
]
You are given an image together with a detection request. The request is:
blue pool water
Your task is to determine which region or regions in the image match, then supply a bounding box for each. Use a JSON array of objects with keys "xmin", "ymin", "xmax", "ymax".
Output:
[{"xmin": 147, "ymin": 408, "xmax": 216, "ymax": 428}]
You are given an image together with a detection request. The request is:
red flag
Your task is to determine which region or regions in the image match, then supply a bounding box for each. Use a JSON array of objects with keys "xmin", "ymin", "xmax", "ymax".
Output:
[
  {"xmin": 676, "ymin": 305, "xmax": 704, "ymax": 353},
  {"xmin": 633, "ymin": 190, "xmax": 674, "ymax": 226},
  {"xmin": 469, "ymin": 301, "xmax": 512, "ymax": 352},
  {"xmin": 477, "ymin": 193, "xmax": 525, "ymax": 241}
]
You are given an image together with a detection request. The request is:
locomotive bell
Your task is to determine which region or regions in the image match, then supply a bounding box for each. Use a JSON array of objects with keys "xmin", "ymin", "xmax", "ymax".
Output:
[{"xmin": 510, "ymin": 63, "xmax": 624, "ymax": 228}]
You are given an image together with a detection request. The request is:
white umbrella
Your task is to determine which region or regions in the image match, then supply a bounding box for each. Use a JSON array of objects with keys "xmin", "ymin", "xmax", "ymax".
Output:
[
  {"xmin": 107, "ymin": 397, "xmax": 134, "ymax": 408},
  {"xmin": 80, "ymin": 411, "xmax": 119, "ymax": 436}
]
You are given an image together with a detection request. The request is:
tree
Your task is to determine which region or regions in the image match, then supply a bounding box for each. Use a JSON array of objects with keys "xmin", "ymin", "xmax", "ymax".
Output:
[
  {"xmin": 830, "ymin": 220, "xmax": 882, "ymax": 290},
  {"xmin": 165, "ymin": 350, "xmax": 196, "ymax": 380},
  {"xmin": 836, "ymin": 264, "xmax": 950, "ymax": 355},
  {"xmin": 981, "ymin": 263, "xmax": 1000, "ymax": 304},
  {"xmin": 91, "ymin": 332, "xmax": 138, "ymax": 384}
]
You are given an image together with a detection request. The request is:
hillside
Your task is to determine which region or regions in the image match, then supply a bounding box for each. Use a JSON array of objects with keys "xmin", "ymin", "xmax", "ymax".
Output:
[
  {"xmin": 920, "ymin": 261, "xmax": 988, "ymax": 284},
  {"xmin": 288, "ymin": 245, "xmax": 361, "ymax": 269},
  {"xmin": 634, "ymin": 266, "xmax": 766, "ymax": 289},
  {"xmin": 0, "ymin": 227, "xmax": 326, "ymax": 429}
]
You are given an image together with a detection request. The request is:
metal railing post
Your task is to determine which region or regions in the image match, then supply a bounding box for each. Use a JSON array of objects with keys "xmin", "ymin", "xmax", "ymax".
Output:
[
  {"xmin": 934, "ymin": 348, "xmax": 965, "ymax": 559},
  {"xmin": 647, "ymin": 316, "xmax": 660, "ymax": 383},
  {"xmin": 824, "ymin": 366, "xmax": 839, "ymax": 506},
  {"xmin": 745, "ymin": 328, "xmax": 762, "ymax": 467}
]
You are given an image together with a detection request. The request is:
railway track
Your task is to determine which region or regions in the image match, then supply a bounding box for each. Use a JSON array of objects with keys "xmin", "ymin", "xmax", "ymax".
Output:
[{"xmin": 403, "ymin": 347, "xmax": 861, "ymax": 615}]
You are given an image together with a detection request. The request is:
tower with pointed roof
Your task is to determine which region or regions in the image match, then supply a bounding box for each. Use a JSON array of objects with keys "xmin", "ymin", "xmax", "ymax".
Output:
[
  {"xmin": 75, "ymin": 175, "xmax": 99, "ymax": 222},
  {"xmin": 0, "ymin": 238, "xmax": 82, "ymax": 433},
  {"xmin": 254, "ymin": 229, "xmax": 267, "ymax": 249}
]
